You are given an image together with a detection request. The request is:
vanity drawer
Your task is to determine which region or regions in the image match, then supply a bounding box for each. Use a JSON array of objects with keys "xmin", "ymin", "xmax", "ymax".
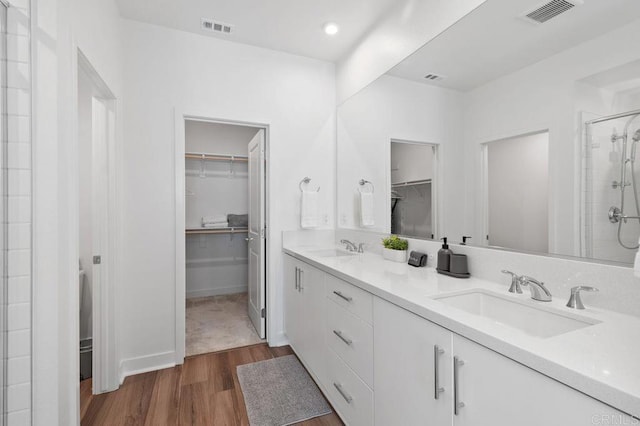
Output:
[
  {"xmin": 326, "ymin": 347, "xmax": 373, "ymax": 426},
  {"xmin": 327, "ymin": 299, "xmax": 373, "ymax": 388},
  {"xmin": 326, "ymin": 274, "xmax": 373, "ymax": 324}
]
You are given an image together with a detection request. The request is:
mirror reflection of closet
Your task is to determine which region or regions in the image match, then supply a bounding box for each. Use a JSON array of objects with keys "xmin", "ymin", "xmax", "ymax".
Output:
[{"xmin": 390, "ymin": 140, "xmax": 438, "ymax": 240}]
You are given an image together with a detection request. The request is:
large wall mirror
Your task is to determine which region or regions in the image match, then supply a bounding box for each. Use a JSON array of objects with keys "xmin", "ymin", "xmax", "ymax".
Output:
[{"xmin": 337, "ymin": 0, "xmax": 640, "ymax": 264}]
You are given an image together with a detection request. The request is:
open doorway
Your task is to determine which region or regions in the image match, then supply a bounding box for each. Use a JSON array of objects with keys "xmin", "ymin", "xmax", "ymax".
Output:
[
  {"xmin": 77, "ymin": 51, "xmax": 118, "ymax": 399},
  {"xmin": 389, "ymin": 139, "xmax": 439, "ymax": 240},
  {"xmin": 178, "ymin": 119, "xmax": 268, "ymax": 358},
  {"xmin": 481, "ymin": 131, "xmax": 549, "ymax": 253}
]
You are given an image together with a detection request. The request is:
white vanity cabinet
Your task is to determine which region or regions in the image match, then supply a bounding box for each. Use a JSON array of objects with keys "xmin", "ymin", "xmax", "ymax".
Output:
[
  {"xmin": 374, "ymin": 297, "xmax": 453, "ymax": 426},
  {"xmin": 374, "ymin": 296, "xmax": 626, "ymax": 426},
  {"xmin": 283, "ymin": 255, "xmax": 326, "ymax": 383},
  {"xmin": 451, "ymin": 334, "xmax": 623, "ymax": 426}
]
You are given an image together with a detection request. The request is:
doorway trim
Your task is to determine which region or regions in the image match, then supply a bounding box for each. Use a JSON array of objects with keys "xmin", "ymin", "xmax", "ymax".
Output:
[
  {"xmin": 173, "ymin": 111, "xmax": 270, "ymax": 364},
  {"xmin": 76, "ymin": 50, "xmax": 120, "ymax": 394}
]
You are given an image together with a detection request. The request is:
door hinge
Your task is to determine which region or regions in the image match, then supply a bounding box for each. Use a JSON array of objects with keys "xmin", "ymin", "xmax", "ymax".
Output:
[
  {"xmin": 93, "ymin": 255, "xmax": 102, "ymax": 265},
  {"xmin": 261, "ymin": 308, "xmax": 265, "ymax": 318}
]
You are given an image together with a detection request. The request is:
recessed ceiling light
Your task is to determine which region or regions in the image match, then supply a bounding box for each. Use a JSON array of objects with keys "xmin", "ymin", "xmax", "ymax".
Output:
[{"xmin": 323, "ymin": 22, "xmax": 339, "ymax": 36}]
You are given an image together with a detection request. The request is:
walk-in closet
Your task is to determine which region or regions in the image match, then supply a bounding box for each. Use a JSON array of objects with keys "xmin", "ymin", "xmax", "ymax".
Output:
[{"xmin": 184, "ymin": 120, "xmax": 265, "ymax": 356}]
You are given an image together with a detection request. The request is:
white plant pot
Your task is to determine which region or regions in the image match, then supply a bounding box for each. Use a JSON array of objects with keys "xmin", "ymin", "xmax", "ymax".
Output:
[{"xmin": 383, "ymin": 247, "xmax": 407, "ymax": 263}]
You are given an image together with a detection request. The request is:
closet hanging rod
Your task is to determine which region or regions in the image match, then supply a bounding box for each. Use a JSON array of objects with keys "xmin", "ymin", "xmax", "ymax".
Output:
[
  {"xmin": 391, "ymin": 179, "xmax": 432, "ymax": 188},
  {"xmin": 186, "ymin": 227, "xmax": 248, "ymax": 235},
  {"xmin": 185, "ymin": 152, "xmax": 249, "ymax": 162}
]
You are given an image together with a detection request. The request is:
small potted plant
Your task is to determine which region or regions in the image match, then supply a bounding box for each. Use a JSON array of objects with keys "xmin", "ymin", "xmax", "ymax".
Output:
[{"xmin": 382, "ymin": 235, "xmax": 409, "ymax": 262}]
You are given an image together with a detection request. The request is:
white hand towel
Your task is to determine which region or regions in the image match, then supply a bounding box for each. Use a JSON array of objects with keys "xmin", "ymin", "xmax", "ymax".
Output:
[
  {"xmin": 360, "ymin": 192, "xmax": 375, "ymax": 227},
  {"xmin": 301, "ymin": 191, "xmax": 319, "ymax": 229},
  {"xmin": 202, "ymin": 214, "xmax": 227, "ymax": 226},
  {"xmin": 203, "ymin": 222, "xmax": 229, "ymax": 229}
]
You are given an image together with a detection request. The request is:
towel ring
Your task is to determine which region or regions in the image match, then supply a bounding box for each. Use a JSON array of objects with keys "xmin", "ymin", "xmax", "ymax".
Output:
[
  {"xmin": 358, "ymin": 179, "xmax": 374, "ymax": 194},
  {"xmin": 299, "ymin": 177, "xmax": 320, "ymax": 192}
]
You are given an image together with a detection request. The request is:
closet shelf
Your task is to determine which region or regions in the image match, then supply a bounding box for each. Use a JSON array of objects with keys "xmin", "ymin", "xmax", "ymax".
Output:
[
  {"xmin": 391, "ymin": 179, "xmax": 432, "ymax": 188},
  {"xmin": 186, "ymin": 227, "xmax": 249, "ymax": 235},
  {"xmin": 185, "ymin": 152, "xmax": 248, "ymax": 163}
]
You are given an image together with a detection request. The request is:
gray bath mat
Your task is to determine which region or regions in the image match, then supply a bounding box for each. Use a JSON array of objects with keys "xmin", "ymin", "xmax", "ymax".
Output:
[{"xmin": 237, "ymin": 355, "xmax": 332, "ymax": 425}]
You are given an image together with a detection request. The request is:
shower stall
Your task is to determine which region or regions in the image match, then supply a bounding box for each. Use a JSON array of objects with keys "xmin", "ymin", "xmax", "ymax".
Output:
[{"xmin": 584, "ymin": 109, "xmax": 640, "ymax": 262}]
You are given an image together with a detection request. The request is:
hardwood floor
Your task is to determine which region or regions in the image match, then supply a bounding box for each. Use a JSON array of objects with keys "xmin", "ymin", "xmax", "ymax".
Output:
[{"xmin": 81, "ymin": 343, "xmax": 343, "ymax": 425}]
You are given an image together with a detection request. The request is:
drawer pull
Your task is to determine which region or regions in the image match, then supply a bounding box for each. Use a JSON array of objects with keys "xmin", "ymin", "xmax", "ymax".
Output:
[
  {"xmin": 434, "ymin": 345, "xmax": 445, "ymax": 399},
  {"xmin": 333, "ymin": 382, "xmax": 353, "ymax": 404},
  {"xmin": 333, "ymin": 330, "xmax": 353, "ymax": 346},
  {"xmin": 298, "ymin": 268, "xmax": 304, "ymax": 291},
  {"xmin": 294, "ymin": 267, "xmax": 299, "ymax": 290},
  {"xmin": 333, "ymin": 290, "xmax": 353, "ymax": 302},
  {"xmin": 453, "ymin": 356, "xmax": 465, "ymax": 415}
]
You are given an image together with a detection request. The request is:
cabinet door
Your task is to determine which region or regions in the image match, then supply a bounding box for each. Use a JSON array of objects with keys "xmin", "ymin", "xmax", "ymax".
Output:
[
  {"xmin": 297, "ymin": 261, "xmax": 326, "ymax": 384},
  {"xmin": 451, "ymin": 335, "xmax": 627, "ymax": 426},
  {"xmin": 374, "ymin": 297, "xmax": 453, "ymax": 426},
  {"xmin": 283, "ymin": 255, "xmax": 299, "ymax": 349}
]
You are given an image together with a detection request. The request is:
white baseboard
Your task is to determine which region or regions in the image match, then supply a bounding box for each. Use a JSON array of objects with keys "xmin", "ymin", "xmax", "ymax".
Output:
[
  {"xmin": 186, "ymin": 284, "xmax": 247, "ymax": 299},
  {"xmin": 119, "ymin": 350, "xmax": 176, "ymax": 384}
]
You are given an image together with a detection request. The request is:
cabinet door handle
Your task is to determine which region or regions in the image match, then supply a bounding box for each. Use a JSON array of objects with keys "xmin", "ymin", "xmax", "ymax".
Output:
[
  {"xmin": 298, "ymin": 268, "xmax": 304, "ymax": 291},
  {"xmin": 453, "ymin": 356, "xmax": 465, "ymax": 415},
  {"xmin": 434, "ymin": 345, "xmax": 445, "ymax": 399},
  {"xmin": 332, "ymin": 330, "xmax": 353, "ymax": 346},
  {"xmin": 333, "ymin": 382, "xmax": 353, "ymax": 404},
  {"xmin": 333, "ymin": 290, "xmax": 353, "ymax": 302},
  {"xmin": 294, "ymin": 267, "xmax": 299, "ymax": 290}
]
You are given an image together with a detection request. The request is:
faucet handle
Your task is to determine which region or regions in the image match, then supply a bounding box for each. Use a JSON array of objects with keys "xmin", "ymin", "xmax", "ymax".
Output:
[
  {"xmin": 358, "ymin": 243, "xmax": 365, "ymax": 253},
  {"xmin": 566, "ymin": 286, "xmax": 599, "ymax": 310},
  {"xmin": 501, "ymin": 270, "xmax": 522, "ymax": 294}
]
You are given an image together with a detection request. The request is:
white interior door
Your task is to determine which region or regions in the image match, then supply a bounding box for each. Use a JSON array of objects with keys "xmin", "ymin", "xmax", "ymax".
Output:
[{"xmin": 247, "ymin": 129, "xmax": 266, "ymax": 338}]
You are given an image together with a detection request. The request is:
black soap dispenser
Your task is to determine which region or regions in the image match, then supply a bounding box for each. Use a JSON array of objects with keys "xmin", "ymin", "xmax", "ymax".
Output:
[{"xmin": 437, "ymin": 237, "xmax": 452, "ymax": 273}]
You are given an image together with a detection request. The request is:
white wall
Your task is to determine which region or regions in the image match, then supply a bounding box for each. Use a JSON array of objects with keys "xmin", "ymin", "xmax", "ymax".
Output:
[
  {"xmin": 120, "ymin": 19, "xmax": 335, "ymax": 377},
  {"xmin": 487, "ymin": 132, "xmax": 549, "ymax": 253},
  {"xmin": 185, "ymin": 121, "xmax": 259, "ymax": 155},
  {"xmin": 336, "ymin": 0, "xmax": 486, "ymax": 103},
  {"xmin": 32, "ymin": 0, "xmax": 124, "ymax": 424},
  {"xmin": 390, "ymin": 142, "xmax": 433, "ymax": 184},
  {"xmin": 337, "ymin": 74, "xmax": 463, "ymax": 238}
]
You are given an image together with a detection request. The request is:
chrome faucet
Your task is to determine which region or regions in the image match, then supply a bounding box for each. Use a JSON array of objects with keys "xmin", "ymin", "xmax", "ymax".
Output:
[
  {"xmin": 501, "ymin": 270, "xmax": 523, "ymax": 294},
  {"xmin": 519, "ymin": 276, "xmax": 552, "ymax": 302},
  {"xmin": 357, "ymin": 243, "xmax": 365, "ymax": 253},
  {"xmin": 340, "ymin": 239, "xmax": 358, "ymax": 252},
  {"xmin": 566, "ymin": 286, "xmax": 599, "ymax": 309}
]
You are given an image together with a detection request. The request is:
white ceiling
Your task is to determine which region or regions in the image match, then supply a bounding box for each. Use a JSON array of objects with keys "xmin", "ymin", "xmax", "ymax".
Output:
[
  {"xmin": 116, "ymin": 0, "xmax": 398, "ymax": 62},
  {"xmin": 387, "ymin": 0, "xmax": 640, "ymax": 91}
]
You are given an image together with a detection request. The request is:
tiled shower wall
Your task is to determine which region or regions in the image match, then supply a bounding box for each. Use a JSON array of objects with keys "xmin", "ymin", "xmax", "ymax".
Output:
[{"xmin": 4, "ymin": 0, "xmax": 31, "ymax": 423}]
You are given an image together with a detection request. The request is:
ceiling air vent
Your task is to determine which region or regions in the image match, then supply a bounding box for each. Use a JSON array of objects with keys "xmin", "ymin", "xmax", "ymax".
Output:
[
  {"xmin": 424, "ymin": 73, "xmax": 444, "ymax": 82},
  {"xmin": 522, "ymin": 0, "xmax": 582, "ymax": 24},
  {"xmin": 201, "ymin": 18, "xmax": 234, "ymax": 34}
]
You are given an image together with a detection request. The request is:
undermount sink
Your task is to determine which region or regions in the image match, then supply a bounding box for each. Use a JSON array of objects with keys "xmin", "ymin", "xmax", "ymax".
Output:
[
  {"xmin": 307, "ymin": 249, "xmax": 357, "ymax": 258},
  {"xmin": 433, "ymin": 290, "xmax": 600, "ymax": 338}
]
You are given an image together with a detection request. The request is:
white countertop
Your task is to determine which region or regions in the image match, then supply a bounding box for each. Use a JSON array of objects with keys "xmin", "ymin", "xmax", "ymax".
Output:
[{"xmin": 283, "ymin": 245, "xmax": 640, "ymax": 417}]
